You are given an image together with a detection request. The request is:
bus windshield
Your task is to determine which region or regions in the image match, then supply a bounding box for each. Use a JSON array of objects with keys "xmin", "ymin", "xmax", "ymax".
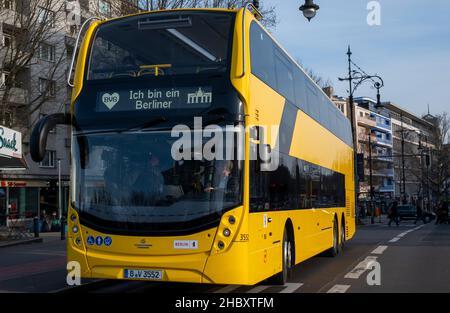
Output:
[
  {"xmin": 87, "ymin": 12, "xmax": 235, "ymax": 80},
  {"xmin": 71, "ymin": 130, "xmax": 243, "ymax": 235}
]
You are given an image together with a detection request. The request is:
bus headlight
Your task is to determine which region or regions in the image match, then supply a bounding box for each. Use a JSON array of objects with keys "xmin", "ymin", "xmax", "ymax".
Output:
[
  {"xmin": 218, "ymin": 241, "xmax": 225, "ymax": 250},
  {"xmin": 75, "ymin": 237, "xmax": 81, "ymax": 245},
  {"xmin": 228, "ymin": 216, "xmax": 236, "ymax": 225},
  {"xmin": 223, "ymin": 228, "xmax": 231, "ymax": 237},
  {"xmin": 70, "ymin": 214, "xmax": 77, "ymax": 221},
  {"xmin": 72, "ymin": 226, "xmax": 79, "ymax": 233}
]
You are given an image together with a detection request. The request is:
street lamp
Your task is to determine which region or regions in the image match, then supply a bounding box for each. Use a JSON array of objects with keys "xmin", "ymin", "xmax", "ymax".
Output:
[
  {"xmin": 338, "ymin": 46, "xmax": 385, "ymax": 225},
  {"xmin": 299, "ymin": 0, "xmax": 320, "ymax": 21}
]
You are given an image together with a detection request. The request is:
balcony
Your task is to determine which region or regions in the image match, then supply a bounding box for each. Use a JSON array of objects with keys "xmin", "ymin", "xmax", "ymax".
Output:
[
  {"xmin": 365, "ymin": 168, "xmax": 394, "ymax": 177},
  {"xmin": 372, "ymin": 136, "xmax": 393, "ymax": 147},
  {"xmin": 357, "ymin": 116, "xmax": 376, "ymax": 128},
  {"xmin": 0, "ymin": 8, "xmax": 22, "ymax": 27},
  {"xmin": 374, "ymin": 121, "xmax": 392, "ymax": 131},
  {"xmin": 379, "ymin": 185, "xmax": 395, "ymax": 193},
  {"xmin": 372, "ymin": 153, "xmax": 393, "ymax": 163},
  {"xmin": 0, "ymin": 86, "xmax": 29, "ymax": 105}
]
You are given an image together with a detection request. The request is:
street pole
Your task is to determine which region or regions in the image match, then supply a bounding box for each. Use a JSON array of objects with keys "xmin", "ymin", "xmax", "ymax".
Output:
[
  {"xmin": 400, "ymin": 112, "xmax": 407, "ymax": 204},
  {"xmin": 369, "ymin": 131, "xmax": 375, "ymax": 224},
  {"xmin": 345, "ymin": 46, "xmax": 360, "ymax": 222},
  {"xmin": 58, "ymin": 159, "xmax": 64, "ymax": 240},
  {"xmin": 419, "ymin": 132, "xmax": 425, "ymax": 212},
  {"xmin": 338, "ymin": 46, "xmax": 385, "ymax": 224}
]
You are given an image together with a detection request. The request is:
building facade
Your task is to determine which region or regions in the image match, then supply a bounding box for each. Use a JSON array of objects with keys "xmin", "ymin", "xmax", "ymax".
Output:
[
  {"xmin": 329, "ymin": 90, "xmax": 439, "ymax": 210},
  {"xmin": 382, "ymin": 102, "xmax": 437, "ymax": 207},
  {"xmin": 354, "ymin": 97, "xmax": 394, "ymax": 212},
  {"xmin": 0, "ymin": 0, "xmax": 146, "ymax": 227}
]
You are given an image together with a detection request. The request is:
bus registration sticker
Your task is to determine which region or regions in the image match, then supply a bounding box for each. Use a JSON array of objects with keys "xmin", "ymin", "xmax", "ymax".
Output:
[
  {"xmin": 173, "ymin": 240, "xmax": 198, "ymax": 249},
  {"xmin": 124, "ymin": 269, "xmax": 163, "ymax": 280}
]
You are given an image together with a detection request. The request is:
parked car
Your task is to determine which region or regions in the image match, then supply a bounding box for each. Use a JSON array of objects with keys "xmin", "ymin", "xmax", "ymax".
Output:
[
  {"xmin": 397, "ymin": 205, "xmax": 416, "ymax": 220},
  {"xmin": 397, "ymin": 205, "xmax": 436, "ymax": 222}
]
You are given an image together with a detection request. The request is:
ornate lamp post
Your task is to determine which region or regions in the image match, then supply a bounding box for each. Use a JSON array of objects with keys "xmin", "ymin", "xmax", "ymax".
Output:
[
  {"xmin": 299, "ymin": 0, "xmax": 320, "ymax": 21},
  {"xmin": 338, "ymin": 46, "xmax": 384, "ymax": 224}
]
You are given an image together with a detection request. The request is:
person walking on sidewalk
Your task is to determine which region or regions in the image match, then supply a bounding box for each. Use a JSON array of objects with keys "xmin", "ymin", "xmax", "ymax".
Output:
[
  {"xmin": 388, "ymin": 200, "xmax": 400, "ymax": 226},
  {"xmin": 414, "ymin": 201, "xmax": 426, "ymax": 224}
]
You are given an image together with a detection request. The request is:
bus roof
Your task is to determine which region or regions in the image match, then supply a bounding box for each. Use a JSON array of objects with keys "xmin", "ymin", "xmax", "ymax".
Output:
[{"xmin": 98, "ymin": 8, "xmax": 239, "ymax": 26}]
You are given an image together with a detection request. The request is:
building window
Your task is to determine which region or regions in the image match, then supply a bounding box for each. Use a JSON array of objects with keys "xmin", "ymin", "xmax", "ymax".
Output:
[
  {"xmin": 39, "ymin": 78, "xmax": 56, "ymax": 97},
  {"xmin": 2, "ymin": 32, "xmax": 13, "ymax": 48},
  {"xmin": 39, "ymin": 42, "xmax": 55, "ymax": 62},
  {"xmin": 38, "ymin": 7, "xmax": 55, "ymax": 27},
  {"xmin": 99, "ymin": 0, "xmax": 111, "ymax": 16},
  {"xmin": 0, "ymin": 71, "xmax": 8, "ymax": 88},
  {"xmin": 40, "ymin": 150, "xmax": 56, "ymax": 168},
  {"xmin": 2, "ymin": 0, "xmax": 14, "ymax": 10}
]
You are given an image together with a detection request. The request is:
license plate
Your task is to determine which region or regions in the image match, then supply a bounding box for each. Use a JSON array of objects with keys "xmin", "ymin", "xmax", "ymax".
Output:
[{"xmin": 124, "ymin": 269, "xmax": 163, "ymax": 280}]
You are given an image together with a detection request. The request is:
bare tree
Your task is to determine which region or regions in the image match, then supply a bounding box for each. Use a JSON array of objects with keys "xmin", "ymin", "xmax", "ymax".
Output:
[
  {"xmin": 406, "ymin": 113, "xmax": 450, "ymax": 201},
  {"xmin": 0, "ymin": 0, "xmax": 67, "ymax": 133},
  {"xmin": 104, "ymin": 0, "xmax": 277, "ymax": 29}
]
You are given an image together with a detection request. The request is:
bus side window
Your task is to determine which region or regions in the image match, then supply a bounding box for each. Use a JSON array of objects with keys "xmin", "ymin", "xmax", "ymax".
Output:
[
  {"xmin": 250, "ymin": 23, "xmax": 276, "ymax": 88},
  {"xmin": 274, "ymin": 48, "xmax": 295, "ymax": 103}
]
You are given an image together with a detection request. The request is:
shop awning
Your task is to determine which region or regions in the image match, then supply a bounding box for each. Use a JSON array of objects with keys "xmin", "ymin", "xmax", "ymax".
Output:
[{"xmin": 0, "ymin": 155, "xmax": 28, "ymax": 170}]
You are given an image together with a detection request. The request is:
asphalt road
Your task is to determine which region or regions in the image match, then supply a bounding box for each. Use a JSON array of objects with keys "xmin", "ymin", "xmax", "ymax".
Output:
[{"xmin": 1, "ymin": 220, "xmax": 449, "ymax": 293}]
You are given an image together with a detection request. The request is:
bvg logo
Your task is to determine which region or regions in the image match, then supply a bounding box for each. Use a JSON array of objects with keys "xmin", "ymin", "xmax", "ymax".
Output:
[{"xmin": 102, "ymin": 92, "xmax": 120, "ymax": 110}]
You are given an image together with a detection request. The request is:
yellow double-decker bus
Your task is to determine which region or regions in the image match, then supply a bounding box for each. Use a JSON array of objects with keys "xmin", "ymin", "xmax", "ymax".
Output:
[{"xmin": 30, "ymin": 4, "xmax": 355, "ymax": 286}]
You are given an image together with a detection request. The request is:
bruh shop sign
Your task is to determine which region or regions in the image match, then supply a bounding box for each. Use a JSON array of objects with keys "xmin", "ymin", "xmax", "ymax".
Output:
[{"xmin": 0, "ymin": 126, "xmax": 22, "ymax": 159}]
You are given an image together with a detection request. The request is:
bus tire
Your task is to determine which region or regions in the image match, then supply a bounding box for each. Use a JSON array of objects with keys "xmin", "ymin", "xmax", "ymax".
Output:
[
  {"xmin": 270, "ymin": 227, "xmax": 293, "ymax": 285},
  {"xmin": 340, "ymin": 217, "xmax": 346, "ymax": 251},
  {"xmin": 325, "ymin": 218, "xmax": 339, "ymax": 257}
]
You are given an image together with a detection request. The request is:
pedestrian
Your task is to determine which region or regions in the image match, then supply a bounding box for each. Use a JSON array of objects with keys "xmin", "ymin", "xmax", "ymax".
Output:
[
  {"xmin": 414, "ymin": 201, "xmax": 426, "ymax": 224},
  {"xmin": 435, "ymin": 201, "xmax": 445, "ymax": 225},
  {"xmin": 442, "ymin": 201, "xmax": 449, "ymax": 225},
  {"xmin": 388, "ymin": 200, "xmax": 400, "ymax": 226}
]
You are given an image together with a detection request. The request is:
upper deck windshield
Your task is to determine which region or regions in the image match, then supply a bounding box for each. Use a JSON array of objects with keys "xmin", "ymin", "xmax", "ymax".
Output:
[{"xmin": 87, "ymin": 11, "xmax": 235, "ymax": 80}]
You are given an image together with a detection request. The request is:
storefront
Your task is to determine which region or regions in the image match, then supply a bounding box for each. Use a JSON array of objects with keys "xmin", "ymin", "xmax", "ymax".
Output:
[
  {"xmin": 0, "ymin": 180, "xmax": 69, "ymax": 230},
  {"xmin": 0, "ymin": 125, "xmax": 26, "ymax": 226}
]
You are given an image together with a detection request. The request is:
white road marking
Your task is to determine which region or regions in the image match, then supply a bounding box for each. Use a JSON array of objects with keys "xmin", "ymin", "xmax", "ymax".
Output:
[
  {"xmin": 389, "ymin": 225, "xmax": 424, "ymax": 243},
  {"xmin": 213, "ymin": 285, "xmax": 241, "ymax": 293},
  {"xmin": 280, "ymin": 283, "xmax": 304, "ymax": 293},
  {"xmin": 246, "ymin": 285, "xmax": 272, "ymax": 293},
  {"xmin": 327, "ymin": 284, "xmax": 351, "ymax": 293},
  {"xmin": 371, "ymin": 245, "xmax": 388, "ymax": 255},
  {"xmin": 344, "ymin": 256, "xmax": 378, "ymax": 279}
]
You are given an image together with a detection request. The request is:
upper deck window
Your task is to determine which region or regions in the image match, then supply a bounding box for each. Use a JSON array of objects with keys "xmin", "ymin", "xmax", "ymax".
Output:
[{"xmin": 87, "ymin": 12, "xmax": 235, "ymax": 80}]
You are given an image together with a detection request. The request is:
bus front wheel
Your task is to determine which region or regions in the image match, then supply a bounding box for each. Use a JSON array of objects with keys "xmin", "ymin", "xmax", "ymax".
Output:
[{"xmin": 270, "ymin": 227, "xmax": 294, "ymax": 285}]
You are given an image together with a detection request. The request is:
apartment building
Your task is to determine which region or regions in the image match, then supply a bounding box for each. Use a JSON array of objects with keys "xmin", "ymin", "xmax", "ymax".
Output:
[
  {"xmin": 0, "ymin": 0, "xmax": 145, "ymax": 225},
  {"xmin": 354, "ymin": 97, "xmax": 394, "ymax": 210}
]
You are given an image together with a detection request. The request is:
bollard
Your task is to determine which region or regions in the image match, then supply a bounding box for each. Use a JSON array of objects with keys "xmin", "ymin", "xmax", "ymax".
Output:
[{"xmin": 33, "ymin": 216, "xmax": 40, "ymax": 238}]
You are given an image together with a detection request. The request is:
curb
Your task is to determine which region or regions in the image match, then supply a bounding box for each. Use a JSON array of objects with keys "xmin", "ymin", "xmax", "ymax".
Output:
[{"xmin": 0, "ymin": 237, "xmax": 43, "ymax": 248}]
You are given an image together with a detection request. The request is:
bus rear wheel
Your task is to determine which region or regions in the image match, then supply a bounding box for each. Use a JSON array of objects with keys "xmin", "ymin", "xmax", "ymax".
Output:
[
  {"xmin": 340, "ymin": 219, "xmax": 346, "ymax": 251},
  {"xmin": 325, "ymin": 218, "xmax": 339, "ymax": 257},
  {"xmin": 270, "ymin": 228, "xmax": 293, "ymax": 285}
]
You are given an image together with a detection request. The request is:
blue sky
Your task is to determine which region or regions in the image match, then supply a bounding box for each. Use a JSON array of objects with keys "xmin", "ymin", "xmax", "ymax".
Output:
[{"xmin": 264, "ymin": 0, "xmax": 450, "ymax": 117}]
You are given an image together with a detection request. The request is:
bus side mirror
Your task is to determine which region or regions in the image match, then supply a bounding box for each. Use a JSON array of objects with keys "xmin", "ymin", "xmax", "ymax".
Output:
[{"xmin": 30, "ymin": 113, "xmax": 71, "ymax": 162}]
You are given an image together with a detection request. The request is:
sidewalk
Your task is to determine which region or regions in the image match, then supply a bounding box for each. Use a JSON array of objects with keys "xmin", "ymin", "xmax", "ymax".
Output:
[
  {"xmin": 0, "ymin": 232, "xmax": 62, "ymax": 249},
  {"xmin": 357, "ymin": 214, "xmax": 388, "ymax": 226}
]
